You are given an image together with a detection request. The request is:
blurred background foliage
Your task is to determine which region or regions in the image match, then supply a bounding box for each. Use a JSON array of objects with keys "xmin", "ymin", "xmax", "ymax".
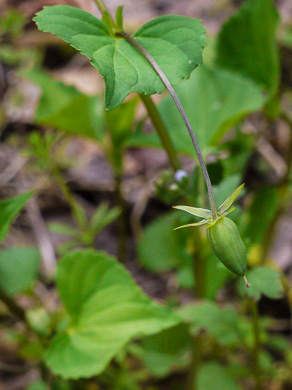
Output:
[{"xmin": 0, "ymin": 0, "xmax": 292, "ymax": 389}]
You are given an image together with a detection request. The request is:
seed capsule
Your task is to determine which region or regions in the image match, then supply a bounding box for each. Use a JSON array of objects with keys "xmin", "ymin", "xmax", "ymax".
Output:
[{"xmin": 207, "ymin": 217, "xmax": 247, "ymax": 276}]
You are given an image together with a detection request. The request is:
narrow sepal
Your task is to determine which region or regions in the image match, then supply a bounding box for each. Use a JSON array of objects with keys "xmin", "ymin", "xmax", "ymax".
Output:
[
  {"xmin": 218, "ymin": 183, "xmax": 245, "ymax": 214},
  {"xmin": 223, "ymin": 206, "xmax": 235, "ymax": 216},
  {"xmin": 174, "ymin": 219, "xmax": 208, "ymax": 230},
  {"xmin": 173, "ymin": 205, "xmax": 212, "ymax": 219}
]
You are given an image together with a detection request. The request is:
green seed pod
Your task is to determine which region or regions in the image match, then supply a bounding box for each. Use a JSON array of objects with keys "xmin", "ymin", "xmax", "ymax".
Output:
[{"xmin": 207, "ymin": 217, "xmax": 246, "ymax": 276}]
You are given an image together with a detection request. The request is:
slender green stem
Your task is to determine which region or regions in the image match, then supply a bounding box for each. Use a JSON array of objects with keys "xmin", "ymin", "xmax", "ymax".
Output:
[
  {"xmin": 93, "ymin": 0, "xmax": 113, "ymax": 20},
  {"xmin": 140, "ymin": 94, "xmax": 182, "ymax": 171},
  {"xmin": 117, "ymin": 31, "xmax": 217, "ymax": 219},
  {"xmin": 250, "ymin": 298, "xmax": 261, "ymax": 390},
  {"xmin": 51, "ymin": 166, "xmax": 84, "ymax": 230}
]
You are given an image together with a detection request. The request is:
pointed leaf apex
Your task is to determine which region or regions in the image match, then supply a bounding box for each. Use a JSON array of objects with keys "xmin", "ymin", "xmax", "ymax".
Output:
[
  {"xmin": 173, "ymin": 219, "xmax": 208, "ymax": 230},
  {"xmin": 218, "ymin": 183, "xmax": 245, "ymax": 214}
]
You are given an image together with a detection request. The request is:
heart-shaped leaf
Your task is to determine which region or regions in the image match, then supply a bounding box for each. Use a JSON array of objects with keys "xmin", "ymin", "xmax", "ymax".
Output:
[
  {"xmin": 34, "ymin": 6, "xmax": 206, "ymax": 109},
  {"xmin": 45, "ymin": 250, "xmax": 180, "ymax": 378}
]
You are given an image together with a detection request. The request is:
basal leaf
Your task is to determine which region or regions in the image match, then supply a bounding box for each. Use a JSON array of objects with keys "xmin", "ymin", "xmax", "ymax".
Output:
[
  {"xmin": 237, "ymin": 266, "xmax": 284, "ymax": 301},
  {"xmin": 0, "ymin": 247, "xmax": 41, "ymax": 295},
  {"xmin": 34, "ymin": 6, "xmax": 206, "ymax": 109},
  {"xmin": 0, "ymin": 191, "xmax": 33, "ymax": 242},
  {"xmin": 215, "ymin": 0, "xmax": 280, "ymax": 93},
  {"xmin": 45, "ymin": 250, "xmax": 180, "ymax": 378}
]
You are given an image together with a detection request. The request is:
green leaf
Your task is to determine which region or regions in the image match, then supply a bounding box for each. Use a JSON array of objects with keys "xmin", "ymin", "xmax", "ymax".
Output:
[
  {"xmin": 48, "ymin": 222, "xmax": 77, "ymax": 237},
  {"xmin": 173, "ymin": 205, "xmax": 212, "ymax": 219},
  {"xmin": 138, "ymin": 212, "xmax": 192, "ymax": 272},
  {"xmin": 24, "ymin": 71, "xmax": 104, "ymax": 141},
  {"xmin": 139, "ymin": 324, "xmax": 191, "ymax": 377},
  {"xmin": 218, "ymin": 183, "xmax": 245, "ymax": 214},
  {"xmin": 0, "ymin": 191, "xmax": 33, "ymax": 243},
  {"xmin": 0, "ymin": 45, "xmax": 40, "ymax": 66},
  {"xmin": 90, "ymin": 203, "xmax": 120, "ymax": 234},
  {"xmin": 215, "ymin": 0, "xmax": 280, "ymax": 93},
  {"xmin": 0, "ymin": 247, "xmax": 41, "ymax": 295},
  {"xmin": 45, "ymin": 250, "xmax": 180, "ymax": 378},
  {"xmin": 34, "ymin": 6, "xmax": 206, "ymax": 109},
  {"xmin": 25, "ymin": 382, "xmax": 48, "ymax": 390},
  {"xmin": 237, "ymin": 266, "xmax": 284, "ymax": 301},
  {"xmin": 180, "ymin": 301, "xmax": 249, "ymax": 347},
  {"xmin": 198, "ymin": 362, "xmax": 242, "ymax": 390},
  {"xmin": 156, "ymin": 66, "xmax": 265, "ymax": 155},
  {"xmin": 101, "ymin": 11, "xmax": 115, "ymax": 34}
]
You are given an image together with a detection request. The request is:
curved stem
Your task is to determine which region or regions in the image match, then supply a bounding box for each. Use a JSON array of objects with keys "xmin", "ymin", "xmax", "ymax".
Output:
[
  {"xmin": 93, "ymin": 0, "xmax": 182, "ymax": 172},
  {"xmin": 117, "ymin": 31, "xmax": 217, "ymax": 218}
]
